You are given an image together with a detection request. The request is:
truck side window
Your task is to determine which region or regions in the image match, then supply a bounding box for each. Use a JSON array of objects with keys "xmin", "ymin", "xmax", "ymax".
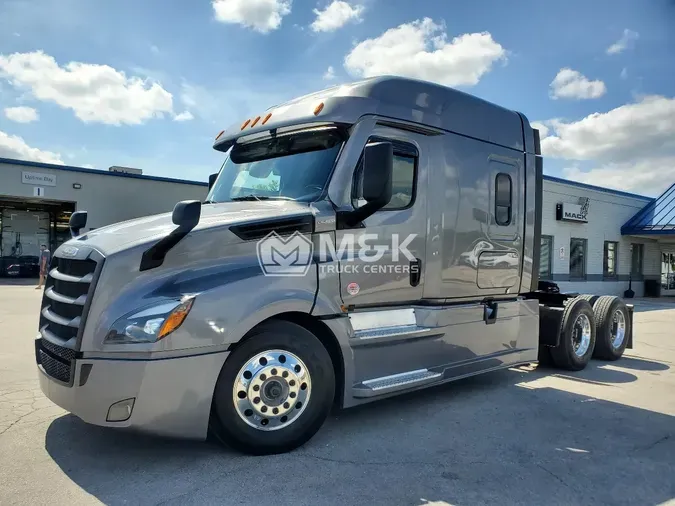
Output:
[
  {"xmin": 353, "ymin": 140, "xmax": 417, "ymax": 210},
  {"xmin": 495, "ymin": 173, "xmax": 512, "ymax": 226}
]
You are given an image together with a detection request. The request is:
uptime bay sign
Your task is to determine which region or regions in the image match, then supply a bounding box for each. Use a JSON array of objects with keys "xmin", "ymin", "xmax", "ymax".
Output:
[{"xmin": 22, "ymin": 171, "xmax": 57, "ymax": 186}]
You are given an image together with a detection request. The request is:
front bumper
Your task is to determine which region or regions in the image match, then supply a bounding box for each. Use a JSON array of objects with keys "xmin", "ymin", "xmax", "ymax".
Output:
[{"xmin": 37, "ymin": 346, "xmax": 229, "ymax": 440}]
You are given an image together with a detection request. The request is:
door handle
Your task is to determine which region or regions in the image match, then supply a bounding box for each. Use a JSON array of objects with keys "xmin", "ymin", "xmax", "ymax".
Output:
[{"xmin": 410, "ymin": 258, "xmax": 422, "ymax": 287}]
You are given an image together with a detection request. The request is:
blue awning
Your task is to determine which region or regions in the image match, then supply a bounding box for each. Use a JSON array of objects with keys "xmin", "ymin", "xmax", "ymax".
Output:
[{"xmin": 622, "ymin": 182, "xmax": 675, "ymax": 235}]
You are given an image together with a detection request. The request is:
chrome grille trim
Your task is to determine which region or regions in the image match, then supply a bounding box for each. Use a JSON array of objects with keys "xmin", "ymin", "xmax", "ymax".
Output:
[
  {"xmin": 42, "ymin": 306, "xmax": 81, "ymax": 328},
  {"xmin": 45, "ymin": 286, "xmax": 87, "ymax": 305},
  {"xmin": 48, "ymin": 268, "xmax": 93, "ymax": 283}
]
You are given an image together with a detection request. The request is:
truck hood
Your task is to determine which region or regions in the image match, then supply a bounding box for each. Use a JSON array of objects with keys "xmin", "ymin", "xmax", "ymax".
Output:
[{"xmin": 67, "ymin": 200, "xmax": 314, "ymax": 256}]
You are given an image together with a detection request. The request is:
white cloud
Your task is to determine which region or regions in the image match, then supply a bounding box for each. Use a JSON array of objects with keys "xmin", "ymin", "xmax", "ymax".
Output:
[
  {"xmin": 0, "ymin": 130, "xmax": 64, "ymax": 164},
  {"xmin": 540, "ymin": 95, "xmax": 675, "ymax": 195},
  {"xmin": 173, "ymin": 110, "xmax": 194, "ymax": 122},
  {"xmin": 0, "ymin": 51, "xmax": 174, "ymax": 125},
  {"xmin": 530, "ymin": 121, "xmax": 549, "ymax": 139},
  {"xmin": 150, "ymin": 45, "xmax": 160, "ymax": 54},
  {"xmin": 4, "ymin": 106, "xmax": 39, "ymax": 123},
  {"xmin": 343, "ymin": 18, "xmax": 506, "ymax": 87},
  {"xmin": 311, "ymin": 1, "xmax": 364, "ymax": 33},
  {"xmin": 323, "ymin": 65, "xmax": 336, "ymax": 80},
  {"xmin": 620, "ymin": 67, "xmax": 628, "ymax": 80},
  {"xmin": 563, "ymin": 158, "xmax": 675, "ymax": 196},
  {"xmin": 549, "ymin": 68, "xmax": 606, "ymax": 100},
  {"xmin": 607, "ymin": 29, "xmax": 639, "ymax": 55},
  {"xmin": 82, "ymin": 164, "xmax": 95, "ymax": 169},
  {"xmin": 541, "ymin": 95, "xmax": 675, "ymax": 161},
  {"xmin": 212, "ymin": 0, "xmax": 292, "ymax": 33}
]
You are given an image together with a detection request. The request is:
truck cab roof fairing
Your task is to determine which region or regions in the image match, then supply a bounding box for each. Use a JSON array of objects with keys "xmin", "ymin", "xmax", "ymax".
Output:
[{"xmin": 213, "ymin": 76, "xmax": 525, "ymax": 153}]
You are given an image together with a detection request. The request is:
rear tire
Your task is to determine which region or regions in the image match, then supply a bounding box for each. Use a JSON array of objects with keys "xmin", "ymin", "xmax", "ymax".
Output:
[
  {"xmin": 210, "ymin": 320, "xmax": 335, "ymax": 455},
  {"xmin": 591, "ymin": 296, "xmax": 631, "ymax": 361},
  {"xmin": 577, "ymin": 294, "xmax": 600, "ymax": 306},
  {"xmin": 550, "ymin": 298, "xmax": 596, "ymax": 371}
]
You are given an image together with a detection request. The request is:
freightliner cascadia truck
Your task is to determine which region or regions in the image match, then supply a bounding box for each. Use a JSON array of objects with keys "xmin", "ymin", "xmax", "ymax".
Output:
[{"xmin": 35, "ymin": 76, "xmax": 633, "ymax": 455}]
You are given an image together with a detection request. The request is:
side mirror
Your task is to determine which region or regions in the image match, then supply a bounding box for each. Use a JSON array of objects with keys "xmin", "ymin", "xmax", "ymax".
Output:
[
  {"xmin": 69, "ymin": 211, "xmax": 88, "ymax": 237},
  {"xmin": 172, "ymin": 200, "xmax": 202, "ymax": 230},
  {"xmin": 208, "ymin": 173, "xmax": 218, "ymax": 191},
  {"xmin": 362, "ymin": 142, "xmax": 393, "ymax": 206},
  {"xmin": 341, "ymin": 142, "xmax": 393, "ymax": 227}
]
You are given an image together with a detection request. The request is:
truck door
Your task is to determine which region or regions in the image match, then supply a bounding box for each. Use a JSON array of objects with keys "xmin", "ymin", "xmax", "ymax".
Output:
[{"xmin": 335, "ymin": 125, "xmax": 428, "ymax": 306}]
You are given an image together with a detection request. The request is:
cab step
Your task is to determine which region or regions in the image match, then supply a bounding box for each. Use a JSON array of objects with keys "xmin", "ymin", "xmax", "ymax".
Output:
[{"xmin": 352, "ymin": 369, "xmax": 442, "ymax": 398}]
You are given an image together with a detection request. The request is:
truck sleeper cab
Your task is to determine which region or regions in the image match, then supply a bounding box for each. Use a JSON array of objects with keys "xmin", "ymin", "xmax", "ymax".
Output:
[{"xmin": 35, "ymin": 76, "xmax": 633, "ymax": 455}]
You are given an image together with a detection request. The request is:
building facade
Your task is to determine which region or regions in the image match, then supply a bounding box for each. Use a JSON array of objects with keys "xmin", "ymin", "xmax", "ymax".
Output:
[
  {"xmin": 1, "ymin": 157, "xmax": 208, "ymax": 274},
  {"xmin": 541, "ymin": 176, "xmax": 675, "ymax": 298}
]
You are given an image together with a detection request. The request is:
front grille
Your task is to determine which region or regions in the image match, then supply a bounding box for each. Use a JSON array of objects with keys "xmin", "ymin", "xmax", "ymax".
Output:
[
  {"xmin": 38, "ymin": 251, "xmax": 102, "ymax": 384},
  {"xmin": 52, "ymin": 278, "xmax": 90, "ymax": 299},
  {"xmin": 41, "ymin": 338, "xmax": 77, "ymax": 361},
  {"xmin": 38, "ymin": 349, "xmax": 72, "ymax": 383},
  {"xmin": 54, "ymin": 258, "xmax": 97, "ymax": 277}
]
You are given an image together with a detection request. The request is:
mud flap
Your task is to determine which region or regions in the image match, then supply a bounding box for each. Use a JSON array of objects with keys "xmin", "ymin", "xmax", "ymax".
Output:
[
  {"xmin": 626, "ymin": 304, "xmax": 634, "ymax": 349},
  {"xmin": 538, "ymin": 305, "xmax": 564, "ymax": 347}
]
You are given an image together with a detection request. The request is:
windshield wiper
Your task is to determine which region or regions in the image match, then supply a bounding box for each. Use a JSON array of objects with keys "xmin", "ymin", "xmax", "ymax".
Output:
[
  {"xmin": 230, "ymin": 195, "xmax": 296, "ymax": 202},
  {"xmin": 230, "ymin": 195, "xmax": 268, "ymax": 201}
]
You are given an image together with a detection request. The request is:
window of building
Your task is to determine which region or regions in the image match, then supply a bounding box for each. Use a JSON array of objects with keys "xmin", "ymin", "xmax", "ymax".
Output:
[
  {"xmin": 495, "ymin": 173, "xmax": 512, "ymax": 226},
  {"xmin": 570, "ymin": 238, "xmax": 587, "ymax": 279},
  {"xmin": 603, "ymin": 241, "xmax": 618, "ymax": 278},
  {"xmin": 540, "ymin": 235, "xmax": 553, "ymax": 280},
  {"xmin": 631, "ymin": 243, "xmax": 644, "ymax": 277},
  {"xmin": 353, "ymin": 139, "xmax": 417, "ymax": 210}
]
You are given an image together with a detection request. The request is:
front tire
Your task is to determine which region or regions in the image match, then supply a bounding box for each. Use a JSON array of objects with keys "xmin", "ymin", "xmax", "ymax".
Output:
[
  {"xmin": 550, "ymin": 298, "xmax": 596, "ymax": 371},
  {"xmin": 210, "ymin": 320, "xmax": 335, "ymax": 455}
]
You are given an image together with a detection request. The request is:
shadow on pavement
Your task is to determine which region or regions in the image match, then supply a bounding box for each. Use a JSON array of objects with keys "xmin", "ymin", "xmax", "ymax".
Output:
[
  {"xmin": 617, "ymin": 356, "xmax": 671, "ymax": 371},
  {"xmin": 44, "ymin": 359, "xmax": 674, "ymax": 506}
]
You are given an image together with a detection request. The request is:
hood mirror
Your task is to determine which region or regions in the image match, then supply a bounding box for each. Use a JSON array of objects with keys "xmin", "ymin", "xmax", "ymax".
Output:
[
  {"xmin": 172, "ymin": 200, "xmax": 202, "ymax": 230},
  {"xmin": 69, "ymin": 211, "xmax": 88, "ymax": 237}
]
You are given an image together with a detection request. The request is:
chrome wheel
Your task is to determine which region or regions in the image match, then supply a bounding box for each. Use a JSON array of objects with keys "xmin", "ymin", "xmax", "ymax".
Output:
[
  {"xmin": 233, "ymin": 350, "xmax": 311, "ymax": 431},
  {"xmin": 572, "ymin": 313, "xmax": 592, "ymax": 357},
  {"xmin": 611, "ymin": 309, "xmax": 626, "ymax": 349}
]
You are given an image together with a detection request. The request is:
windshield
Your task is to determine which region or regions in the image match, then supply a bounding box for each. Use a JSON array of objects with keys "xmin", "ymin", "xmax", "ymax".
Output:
[{"xmin": 207, "ymin": 127, "xmax": 346, "ymax": 203}]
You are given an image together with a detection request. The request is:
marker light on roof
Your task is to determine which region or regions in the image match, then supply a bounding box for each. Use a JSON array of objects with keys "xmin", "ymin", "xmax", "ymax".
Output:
[
  {"xmin": 215, "ymin": 130, "xmax": 225, "ymax": 140},
  {"xmin": 240, "ymin": 119, "xmax": 251, "ymax": 130},
  {"xmin": 314, "ymin": 102, "xmax": 324, "ymax": 115},
  {"xmin": 262, "ymin": 113, "xmax": 272, "ymax": 125},
  {"xmin": 250, "ymin": 116, "xmax": 261, "ymax": 127}
]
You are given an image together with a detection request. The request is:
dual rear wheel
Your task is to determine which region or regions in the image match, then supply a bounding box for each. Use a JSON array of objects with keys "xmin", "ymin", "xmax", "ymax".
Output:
[{"xmin": 549, "ymin": 295, "xmax": 631, "ymax": 370}]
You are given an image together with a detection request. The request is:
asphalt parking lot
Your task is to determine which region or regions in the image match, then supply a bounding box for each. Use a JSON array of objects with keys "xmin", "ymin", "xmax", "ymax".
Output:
[{"xmin": 0, "ymin": 284, "xmax": 673, "ymax": 506}]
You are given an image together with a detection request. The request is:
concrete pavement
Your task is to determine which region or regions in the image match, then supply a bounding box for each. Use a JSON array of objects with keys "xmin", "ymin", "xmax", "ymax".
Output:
[{"xmin": 0, "ymin": 285, "xmax": 673, "ymax": 505}]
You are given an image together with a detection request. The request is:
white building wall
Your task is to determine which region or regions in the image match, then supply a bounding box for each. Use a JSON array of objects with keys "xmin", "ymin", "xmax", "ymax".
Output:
[
  {"xmin": 541, "ymin": 178, "xmax": 660, "ymax": 297},
  {"xmin": 0, "ymin": 160, "xmax": 208, "ymax": 230}
]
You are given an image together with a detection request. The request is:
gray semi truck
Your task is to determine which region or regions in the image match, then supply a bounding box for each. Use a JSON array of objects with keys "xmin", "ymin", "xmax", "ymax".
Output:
[{"xmin": 35, "ymin": 76, "xmax": 633, "ymax": 455}]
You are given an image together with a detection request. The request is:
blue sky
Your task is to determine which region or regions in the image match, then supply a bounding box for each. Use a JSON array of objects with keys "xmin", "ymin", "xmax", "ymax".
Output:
[{"xmin": 1, "ymin": 0, "xmax": 674, "ymax": 195}]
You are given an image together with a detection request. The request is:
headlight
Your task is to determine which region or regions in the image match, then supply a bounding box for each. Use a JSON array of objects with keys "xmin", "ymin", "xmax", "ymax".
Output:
[{"xmin": 105, "ymin": 297, "xmax": 195, "ymax": 344}]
